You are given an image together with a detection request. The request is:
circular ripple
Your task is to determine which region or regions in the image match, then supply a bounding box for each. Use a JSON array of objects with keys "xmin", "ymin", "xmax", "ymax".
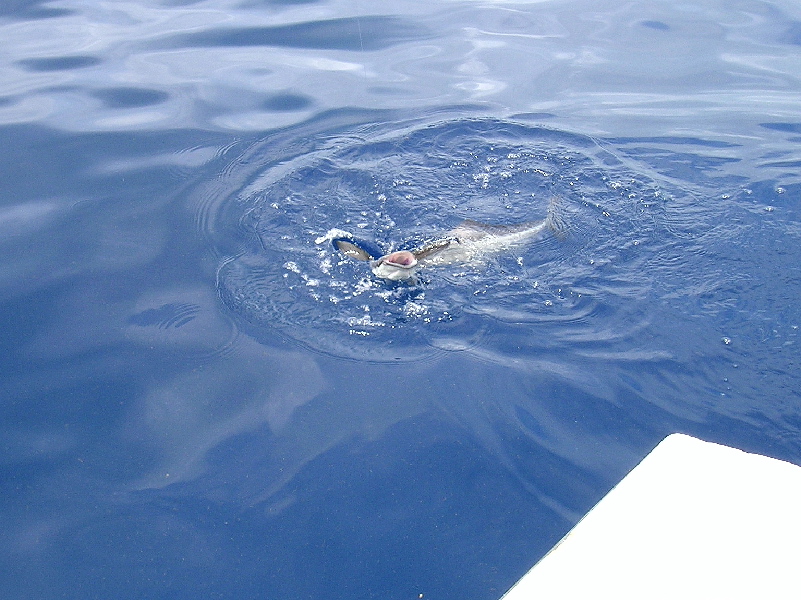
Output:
[{"xmin": 201, "ymin": 116, "xmax": 676, "ymax": 361}]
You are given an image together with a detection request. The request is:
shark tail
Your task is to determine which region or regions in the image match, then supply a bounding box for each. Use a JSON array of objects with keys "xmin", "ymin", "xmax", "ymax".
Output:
[{"xmin": 544, "ymin": 196, "xmax": 568, "ymax": 239}]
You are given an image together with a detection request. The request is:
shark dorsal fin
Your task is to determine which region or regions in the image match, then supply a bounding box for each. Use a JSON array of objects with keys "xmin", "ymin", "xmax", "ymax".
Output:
[{"xmin": 412, "ymin": 238, "xmax": 454, "ymax": 260}]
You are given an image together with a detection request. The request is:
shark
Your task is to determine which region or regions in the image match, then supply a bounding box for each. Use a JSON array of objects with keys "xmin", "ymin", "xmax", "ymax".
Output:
[{"xmin": 333, "ymin": 197, "xmax": 566, "ymax": 282}]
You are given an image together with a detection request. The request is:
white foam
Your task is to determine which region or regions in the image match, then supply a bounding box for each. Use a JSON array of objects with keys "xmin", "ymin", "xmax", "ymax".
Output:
[{"xmin": 315, "ymin": 228, "xmax": 353, "ymax": 245}]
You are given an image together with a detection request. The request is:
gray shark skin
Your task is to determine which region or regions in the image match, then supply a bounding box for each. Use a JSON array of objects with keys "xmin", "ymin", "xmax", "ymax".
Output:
[{"xmin": 336, "ymin": 197, "xmax": 566, "ymax": 282}]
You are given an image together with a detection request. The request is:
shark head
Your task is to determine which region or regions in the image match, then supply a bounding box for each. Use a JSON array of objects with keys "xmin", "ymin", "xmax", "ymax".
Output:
[
  {"xmin": 333, "ymin": 239, "xmax": 420, "ymax": 282},
  {"xmin": 369, "ymin": 250, "xmax": 419, "ymax": 281}
]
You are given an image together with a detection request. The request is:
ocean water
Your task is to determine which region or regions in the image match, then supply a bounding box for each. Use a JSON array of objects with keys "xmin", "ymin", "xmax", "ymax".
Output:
[{"xmin": 1, "ymin": 0, "xmax": 800, "ymax": 598}]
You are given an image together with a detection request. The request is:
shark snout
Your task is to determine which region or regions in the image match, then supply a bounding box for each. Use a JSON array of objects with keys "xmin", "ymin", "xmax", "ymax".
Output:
[
  {"xmin": 382, "ymin": 251, "xmax": 417, "ymax": 267},
  {"xmin": 370, "ymin": 250, "xmax": 419, "ymax": 281}
]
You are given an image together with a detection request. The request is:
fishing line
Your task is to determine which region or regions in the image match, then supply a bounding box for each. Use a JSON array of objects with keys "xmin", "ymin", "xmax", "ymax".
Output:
[
  {"xmin": 355, "ymin": 11, "xmax": 369, "ymax": 108},
  {"xmin": 356, "ymin": 15, "xmax": 365, "ymax": 54}
]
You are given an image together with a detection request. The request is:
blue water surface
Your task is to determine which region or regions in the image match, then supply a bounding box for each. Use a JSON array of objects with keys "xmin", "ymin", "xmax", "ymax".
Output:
[{"xmin": 1, "ymin": 0, "xmax": 800, "ymax": 598}]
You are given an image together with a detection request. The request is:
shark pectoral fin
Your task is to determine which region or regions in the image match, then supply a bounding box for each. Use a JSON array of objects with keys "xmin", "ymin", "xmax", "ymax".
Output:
[{"xmin": 334, "ymin": 239, "xmax": 374, "ymax": 261}]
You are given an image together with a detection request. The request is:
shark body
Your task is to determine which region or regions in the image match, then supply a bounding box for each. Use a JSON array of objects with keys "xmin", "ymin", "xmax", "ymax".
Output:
[{"xmin": 335, "ymin": 197, "xmax": 566, "ymax": 282}]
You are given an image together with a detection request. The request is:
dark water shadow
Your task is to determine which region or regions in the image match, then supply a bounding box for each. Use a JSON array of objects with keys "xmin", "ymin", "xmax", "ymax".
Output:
[
  {"xmin": 640, "ymin": 20, "xmax": 670, "ymax": 31},
  {"xmin": 161, "ymin": 16, "xmax": 429, "ymax": 51},
  {"xmin": 261, "ymin": 92, "xmax": 314, "ymax": 112},
  {"xmin": 0, "ymin": 0, "xmax": 73, "ymax": 19},
  {"xmin": 92, "ymin": 87, "xmax": 170, "ymax": 109},
  {"xmin": 17, "ymin": 56, "xmax": 102, "ymax": 72},
  {"xmin": 760, "ymin": 122, "xmax": 801, "ymax": 134},
  {"xmin": 240, "ymin": 0, "xmax": 321, "ymax": 5},
  {"xmin": 782, "ymin": 21, "xmax": 801, "ymax": 45}
]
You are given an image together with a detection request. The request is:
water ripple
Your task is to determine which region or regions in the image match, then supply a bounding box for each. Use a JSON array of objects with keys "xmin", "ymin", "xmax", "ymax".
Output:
[{"xmin": 197, "ymin": 114, "xmax": 689, "ymax": 363}]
